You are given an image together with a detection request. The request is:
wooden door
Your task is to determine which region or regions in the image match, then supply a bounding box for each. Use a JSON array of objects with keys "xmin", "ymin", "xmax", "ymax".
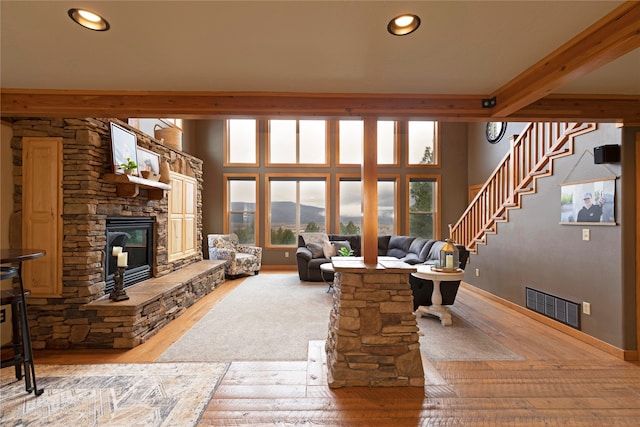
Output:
[
  {"xmin": 21, "ymin": 137, "xmax": 63, "ymax": 296},
  {"xmin": 168, "ymin": 172, "xmax": 197, "ymax": 261}
]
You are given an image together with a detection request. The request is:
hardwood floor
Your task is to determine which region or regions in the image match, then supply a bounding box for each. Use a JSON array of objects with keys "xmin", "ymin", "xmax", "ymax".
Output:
[{"xmin": 34, "ymin": 273, "xmax": 640, "ymax": 426}]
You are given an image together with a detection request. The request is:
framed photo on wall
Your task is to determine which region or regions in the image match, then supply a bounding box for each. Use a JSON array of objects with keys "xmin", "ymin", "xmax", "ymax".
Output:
[
  {"xmin": 560, "ymin": 178, "xmax": 616, "ymax": 225},
  {"xmin": 136, "ymin": 146, "xmax": 160, "ymax": 179},
  {"xmin": 110, "ymin": 122, "xmax": 138, "ymax": 175}
]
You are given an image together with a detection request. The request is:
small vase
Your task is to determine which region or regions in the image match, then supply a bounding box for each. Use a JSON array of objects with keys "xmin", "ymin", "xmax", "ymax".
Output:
[
  {"xmin": 124, "ymin": 169, "xmax": 132, "ymax": 175},
  {"xmin": 159, "ymin": 159, "xmax": 171, "ymax": 183}
]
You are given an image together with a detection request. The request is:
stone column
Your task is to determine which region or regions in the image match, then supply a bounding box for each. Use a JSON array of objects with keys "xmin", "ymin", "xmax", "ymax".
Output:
[{"xmin": 326, "ymin": 258, "xmax": 424, "ymax": 388}]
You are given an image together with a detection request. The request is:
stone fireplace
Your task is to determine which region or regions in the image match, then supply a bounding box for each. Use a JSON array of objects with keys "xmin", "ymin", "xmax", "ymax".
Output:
[{"xmin": 8, "ymin": 117, "xmax": 223, "ymax": 349}]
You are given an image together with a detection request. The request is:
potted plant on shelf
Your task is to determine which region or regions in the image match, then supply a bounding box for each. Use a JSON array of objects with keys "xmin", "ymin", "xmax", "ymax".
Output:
[{"xmin": 120, "ymin": 157, "xmax": 137, "ymax": 175}]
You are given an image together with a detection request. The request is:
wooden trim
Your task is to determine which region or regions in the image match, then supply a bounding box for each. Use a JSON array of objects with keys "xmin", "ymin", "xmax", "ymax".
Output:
[
  {"xmin": 265, "ymin": 118, "xmax": 330, "ymax": 167},
  {"xmin": 461, "ymin": 282, "xmax": 637, "ymax": 361},
  {"xmin": 334, "ymin": 173, "xmax": 360, "ymax": 233},
  {"xmin": 1, "ymin": 89, "xmax": 638, "ymax": 122},
  {"xmin": 468, "ymin": 183, "xmax": 483, "ymax": 204},
  {"xmin": 222, "ymin": 173, "xmax": 260, "ymax": 245},
  {"xmin": 406, "ymin": 120, "xmax": 440, "ymax": 167},
  {"xmin": 361, "ymin": 117, "xmax": 378, "ymax": 264},
  {"xmin": 263, "ymin": 173, "xmax": 331, "ymax": 248},
  {"xmin": 405, "ymin": 174, "xmax": 441, "ymax": 240},
  {"xmin": 636, "ymin": 130, "xmax": 640, "ymax": 362},
  {"xmin": 223, "ymin": 118, "xmax": 259, "ymax": 167},
  {"xmin": 260, "ymin": 264, "xmax": 297, "ymax": 272},
  {"xmin": 491, "ymin": 2, "xmax": 640, "ymax": 117}
]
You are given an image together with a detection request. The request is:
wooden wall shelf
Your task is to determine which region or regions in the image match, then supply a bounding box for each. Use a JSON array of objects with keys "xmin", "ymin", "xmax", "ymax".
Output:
[{"xmin": 103, "ymin": 173, "xmax": 171, "ymax": 200}]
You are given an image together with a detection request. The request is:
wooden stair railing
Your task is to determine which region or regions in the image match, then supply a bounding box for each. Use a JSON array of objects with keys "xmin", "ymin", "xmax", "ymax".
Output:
[{"xmin": 450, "ymin": 122, "xmax": 596, "ymax": 253}]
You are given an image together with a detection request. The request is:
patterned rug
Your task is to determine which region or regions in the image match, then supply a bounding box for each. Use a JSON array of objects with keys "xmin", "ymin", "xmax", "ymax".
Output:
[{"xmin": 0, "ymin": 362, "xmax": 229, "ymax": 426}]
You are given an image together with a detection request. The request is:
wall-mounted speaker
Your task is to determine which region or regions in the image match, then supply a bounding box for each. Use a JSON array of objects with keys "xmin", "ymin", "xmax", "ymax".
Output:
[{"xmin": 594, "ymin": 144, "xmax": 620, "ymax": 164}]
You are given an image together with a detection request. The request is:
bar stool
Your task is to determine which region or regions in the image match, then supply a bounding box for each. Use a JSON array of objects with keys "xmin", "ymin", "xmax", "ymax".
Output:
[{"xmin": 1, "ymin": 266, "xmax": 43, "ymax": 395}]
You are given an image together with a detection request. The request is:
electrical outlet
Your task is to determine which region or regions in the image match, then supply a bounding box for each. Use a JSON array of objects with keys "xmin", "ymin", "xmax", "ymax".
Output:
[
  {"xmin": 583, "ymin": 302, "xmax": 591, "ymax": 315},
  {"xmin": 475, "ymin": 268, "xmax": 480, "ymax": 277},
  {"xmin": 284, "ymin": 251, "xmax": 289, "ymax": 258},
  {"xmin": 582, "ymin": 229, "xmax": 590, "ymax": 241}
]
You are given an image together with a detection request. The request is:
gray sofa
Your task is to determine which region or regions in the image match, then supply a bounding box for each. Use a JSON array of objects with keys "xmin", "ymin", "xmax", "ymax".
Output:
[{"xmin": 296, "ymin": 234, "xmax": 469, "ymax": 308}]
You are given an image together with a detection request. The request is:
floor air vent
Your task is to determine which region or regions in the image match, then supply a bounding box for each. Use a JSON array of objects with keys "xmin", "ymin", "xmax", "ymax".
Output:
[{"xmin": 526, "ymin": 287, "xmax": 580, "ymax": 329}]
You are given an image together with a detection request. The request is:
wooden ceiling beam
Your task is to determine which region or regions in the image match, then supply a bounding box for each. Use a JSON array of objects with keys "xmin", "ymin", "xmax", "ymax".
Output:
[
  {"xmin": 489, "ymin": 1, "xmax": 640, "ymax": 118},
  {"xmin": 511, "ymin": 94, "xmax": 640, "ymax": 122},
  {"xmin": 0, "ymin": 89, "xmax": 487, "ymax": 120},
  {"xmin": 2, "ymin": 89, "xmax": 638, "ymax": 122}
]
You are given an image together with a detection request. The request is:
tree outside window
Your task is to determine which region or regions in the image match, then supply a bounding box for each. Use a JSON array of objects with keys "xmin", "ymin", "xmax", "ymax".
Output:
[
  {"xmin": 409, "ymin": 175, "xmax": 437, "ymax": 239},
  {"xmin": 408, "ymin": 121, "xmax": 437, "ymax": 165}
]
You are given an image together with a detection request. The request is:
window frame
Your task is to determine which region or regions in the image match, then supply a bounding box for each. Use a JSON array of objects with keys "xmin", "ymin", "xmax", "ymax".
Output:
[
  {"xmin": 335, "ymin": 173, "xmax": 399, "ymax": 235},
  {"xmin": 406, "ymin": 120, "xmax": 440, "ymax": 168},
  {"xmin": 266, "ymin": 118, "xmax": 329, "ymax": 167},
  {"xmin": 377, "ymin": 120, "xmax": 400, "ymax": 166},
  {"xmin": 406, "ymin": 174, "xmax": 441, "ymax": 240},
  {"xmin": 224, "ymin": 173, "xmax": 260, "ymax": 245},
  {"xmin": 224, "ymin": 118, "xmax": 259, "ymax": 167},
  {"xmin": 337, "ymin": 119, "xmax": 400, "ymax": 166},
  {"xmin": 265, "ymin": 173, "xmax": 330, "ymax": 248}
]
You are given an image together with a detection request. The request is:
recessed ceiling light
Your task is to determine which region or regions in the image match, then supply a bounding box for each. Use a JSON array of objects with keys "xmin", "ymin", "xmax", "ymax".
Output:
[
  {"xmin": 387, "ymin": 14, "xmax": 421, "ymax": 36},
  {"xmin": 68, "ymin": 8, "xmax": 110, "ymax": 31}
]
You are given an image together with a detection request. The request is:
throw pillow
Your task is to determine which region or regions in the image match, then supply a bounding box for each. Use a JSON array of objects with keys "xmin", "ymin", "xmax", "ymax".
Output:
[
  {"xmin": 322, "ymin": 240, "xmax": 336, "ymax": 258},
  {"xmin": 300, "ymin": 232, "xmax": 329, "ymax": 245},
  {"xmin": 306, "ymin": 242, "xmax": 324, "ymax": 258},
  {"xmin": 332, "ymin": 240, "xmax": 352, "ymax": 256}
]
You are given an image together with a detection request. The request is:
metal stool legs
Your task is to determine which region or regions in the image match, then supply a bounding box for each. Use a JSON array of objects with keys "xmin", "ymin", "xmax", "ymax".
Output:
[{"xmin": 1, "ymin": 265, "xmax": 43, "ymax": 396}]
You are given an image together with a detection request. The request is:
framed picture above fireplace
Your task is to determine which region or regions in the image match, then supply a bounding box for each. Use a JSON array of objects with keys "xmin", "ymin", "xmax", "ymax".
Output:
[
  {"xmin": 136, "ymin": 146, "xmax": 160, "ymax": 179},
  {"xmin": 110, "ymin": 122, "xmax": 139, "ymax": 175}
]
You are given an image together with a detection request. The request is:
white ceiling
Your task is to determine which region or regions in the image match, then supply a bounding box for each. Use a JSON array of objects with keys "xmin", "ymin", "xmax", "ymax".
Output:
[{"xmin": 1, "ymin": 0, "xmax": 639, "ymax": 96}]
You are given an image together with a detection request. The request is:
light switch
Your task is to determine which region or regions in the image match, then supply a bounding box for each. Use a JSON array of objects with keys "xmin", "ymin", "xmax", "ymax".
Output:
[{"xmin": 582, "ymin": 229, "xmax": 590, "ymax": 241}]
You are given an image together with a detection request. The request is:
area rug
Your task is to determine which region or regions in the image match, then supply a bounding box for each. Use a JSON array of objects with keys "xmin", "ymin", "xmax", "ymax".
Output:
[
  {"xmin": 157, "ymin": 274, "xmax": 332, "ymax": 362},
  {"xmin": 418, "ymin": 313, "xmax": 523, "ymax": 361},
  {"xmin": 0, "ymin": 362, "xmax": 228, "ymax": 426}
]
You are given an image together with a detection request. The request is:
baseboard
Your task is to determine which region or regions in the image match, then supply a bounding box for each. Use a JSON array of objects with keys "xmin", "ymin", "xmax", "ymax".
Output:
[
  {"xmin": 261, "ymin": 265, "xmax": 297, "ymax": 272},
  {"xmin": 461, "ymin": 282, "xmax": 638, "ymax": 361}
]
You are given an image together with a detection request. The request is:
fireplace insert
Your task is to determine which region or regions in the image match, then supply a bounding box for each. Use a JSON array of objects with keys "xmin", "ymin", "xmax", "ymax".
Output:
[{"xmin": 105, "ymin": 217, "xmax": 154, "ymax": 293}]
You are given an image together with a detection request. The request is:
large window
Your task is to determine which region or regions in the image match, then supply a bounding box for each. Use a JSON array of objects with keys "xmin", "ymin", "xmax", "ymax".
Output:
[
  {"xmin": 267, "ymin": 176, "xmax": 328, "ymax": 246},
  {"xmin": 268, "ymin": 119, "xmax": 327, "ymax": 164},
  {"xmin": 226, "ymin": 175, "xmax": 258, "ymax": 244},
  {"xmin": 338, "ymin": 176, "xmax": 397, "ymax": 235},
  {"xmin": 226, "ymin": 119, "xmax": 257, "ymax": 165},
  {"xmin": 338, "ymin": 120, "xmax": 397, "ymax": 165},
  {"xmin": 222, "ymin": 118, "xmax": 443, "ymax": 249},
  {"xmin": 408, "ymin": 121, "xmax": 438, "ymax": 165},
  {"xmin": 408, "ymin": 175, "xmax": 439, "ymax": 239}
]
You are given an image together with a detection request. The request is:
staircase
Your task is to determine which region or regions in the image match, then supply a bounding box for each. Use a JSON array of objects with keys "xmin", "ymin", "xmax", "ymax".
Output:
[{"xmin": 450, "ymin": 122, "xmax": 596, "ymax": 254}]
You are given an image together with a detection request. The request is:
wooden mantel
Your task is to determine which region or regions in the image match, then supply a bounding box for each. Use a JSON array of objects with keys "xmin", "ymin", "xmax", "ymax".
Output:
[{"xmin": 103, "ymin": 173, "xmax": 171, "ymax": 200}]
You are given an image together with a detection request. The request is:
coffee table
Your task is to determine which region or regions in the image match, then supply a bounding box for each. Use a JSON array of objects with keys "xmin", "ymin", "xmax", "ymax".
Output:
[{"xmin": 412, "ymin": 265, "xmax": 465, "ymax": 326}]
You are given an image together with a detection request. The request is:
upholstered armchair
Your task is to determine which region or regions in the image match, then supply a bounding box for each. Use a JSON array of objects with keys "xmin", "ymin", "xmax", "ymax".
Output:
[{"xmin": 207, "ymin": 233, "xmax": 262, "ymax": 278}]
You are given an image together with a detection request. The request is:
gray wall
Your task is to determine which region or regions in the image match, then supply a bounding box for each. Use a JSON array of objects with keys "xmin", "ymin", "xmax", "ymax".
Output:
[
  {"xmin": 190, "ymin": 119, "xmax": 470, "ymax": 266},
  {"xmin": 467, "ymin": 122, "xmax": 527, "ymax": 185},
  {"xmin": 465, "ymin": 122, "xmax": 635, "ymax": 349}
]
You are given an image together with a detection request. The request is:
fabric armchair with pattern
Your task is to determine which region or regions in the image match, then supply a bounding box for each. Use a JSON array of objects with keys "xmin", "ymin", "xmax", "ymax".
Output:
[{"xmin": 207, "ymin": 233, "xmax": 262, "ymax": 278}]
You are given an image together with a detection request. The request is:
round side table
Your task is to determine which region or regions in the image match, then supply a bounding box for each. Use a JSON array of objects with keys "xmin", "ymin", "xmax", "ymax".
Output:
[{"xmin": 412, "ymin": 265, "xmax": 465, "ymax": 326}]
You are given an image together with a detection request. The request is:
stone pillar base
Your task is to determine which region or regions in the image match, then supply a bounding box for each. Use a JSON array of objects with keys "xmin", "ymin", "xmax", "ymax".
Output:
[{"xmin": 326, "ymin": 259, "xmax": 424, "ymax": 388}]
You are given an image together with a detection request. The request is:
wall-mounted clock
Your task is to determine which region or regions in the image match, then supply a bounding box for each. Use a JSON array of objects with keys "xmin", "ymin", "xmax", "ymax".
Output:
[{"xmin": 486, "ymin": 122, "xmax": 506, "ymax": 144}]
